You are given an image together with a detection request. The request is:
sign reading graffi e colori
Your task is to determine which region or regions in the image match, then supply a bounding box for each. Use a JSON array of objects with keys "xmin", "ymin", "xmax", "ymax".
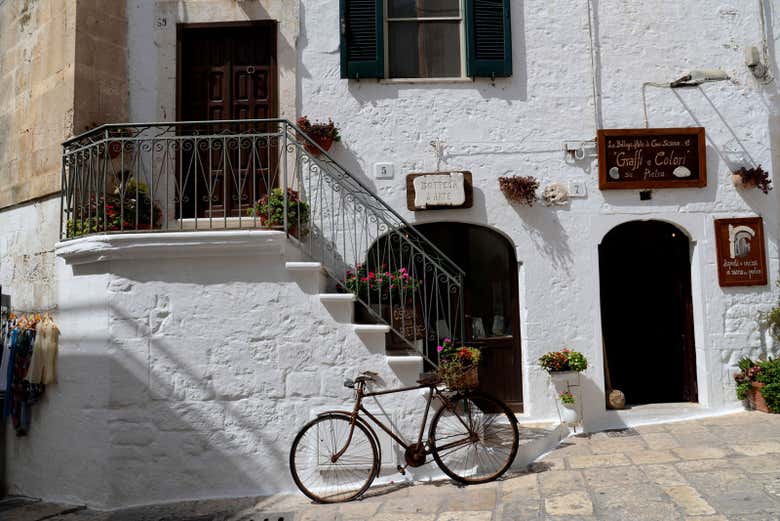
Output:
[
  {"xmin": 598, "ymin": 128, "xmax": 707, "ymax": 189},
  {"xmin": 714, "ymin": 217, "xmax": 768, "ymax": 287}
]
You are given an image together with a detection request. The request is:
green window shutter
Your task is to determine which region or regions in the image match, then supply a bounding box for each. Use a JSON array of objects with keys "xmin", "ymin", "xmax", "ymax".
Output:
[
  {"xmin": 465, "ymin": 0, "xmax": 512, "ymax": 78},
  {"xmin": 340, "ymin": 0, "xmax": 384, "ymax": 79}
]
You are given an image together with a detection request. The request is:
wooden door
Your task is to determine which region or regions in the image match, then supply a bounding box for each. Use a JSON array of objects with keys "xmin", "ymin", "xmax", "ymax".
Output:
[
  {"xmin": 178, "ymin": 22, "xmax": 277, "ymax": 218},
  {"xmin": 416, "ymin": 223, "xmax": 524, "ymax": 412}
]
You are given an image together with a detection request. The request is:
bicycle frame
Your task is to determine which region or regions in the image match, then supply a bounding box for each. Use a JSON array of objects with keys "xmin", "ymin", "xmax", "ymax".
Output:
[{"xmin": 331, "ymin": 381, "xmax": 474, "ymax": 464}]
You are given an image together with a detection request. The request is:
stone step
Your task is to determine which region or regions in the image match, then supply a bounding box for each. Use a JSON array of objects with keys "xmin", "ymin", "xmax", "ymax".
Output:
[
  {"xmin": 352, "ymin": 324, "xmax": 390, "ymax": 355},
  {"xmin": 386, "ymin": 355, "xmax": 424, "ymax": 386},
  {"xmin": 285, "ymin": 261, "xmax": 327, "ymax": 294},
  {"xmin": 318, "ymin": 293, "xmax": 356, "ymax": 323}
]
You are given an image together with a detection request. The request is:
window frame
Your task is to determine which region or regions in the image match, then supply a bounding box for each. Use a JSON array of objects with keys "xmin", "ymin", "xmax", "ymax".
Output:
[{"xmin": 383, "ymin": 0, "xmax": 468, "ymax": 81}]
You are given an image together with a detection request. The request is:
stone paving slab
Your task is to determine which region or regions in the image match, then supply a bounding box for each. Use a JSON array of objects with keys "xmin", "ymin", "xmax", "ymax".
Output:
[{"xmin": 6, "ymin": 411, "xmax": 780, "ymax": 520}]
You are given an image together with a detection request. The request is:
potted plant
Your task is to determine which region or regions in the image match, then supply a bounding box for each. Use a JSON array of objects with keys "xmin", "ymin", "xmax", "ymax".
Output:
[
  {"xmin": 248, "ymin": 188, "xmax": 310, "ymax": 238},
  {"xmin": 66, "ymin": 173, "xmax": 161, "ymax": 237},
  {"xmin": 735, "ymin": 357, "xmax": 780, "ymax": 413},
  {"xmin": 437, "ymin": 338, "xmax": 481, "ymax": 390},
  {"xmin": 297, "ymin": 116, "xmax": 341, "ymax": 156},
  {"xmin": 539, "ymin": 347, "xmax": 588, "ymax": 391},
  {"xmin": 498, "ymin": 175, "xmax": 539, "ymax": 206},
  {"xmin": 731, "ymin": 165, "xmax": 772, "ymax": 194},
  {"xmin": 558, "ymin": 390, "xmax": 579, "ymax": 425},
  {"xmin": 341, "ymin": 263, "xmax": 424, "ymax": 339}
]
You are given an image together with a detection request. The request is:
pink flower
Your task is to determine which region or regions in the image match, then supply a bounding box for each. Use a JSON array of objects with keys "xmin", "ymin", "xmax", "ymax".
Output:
[
  {"xmin": 437, "ymin": 345, "xmax": 444, "ymax": 352},
  {"xmin": 368, "ymin": 272, "xmax": 375, "ymax": 279}
]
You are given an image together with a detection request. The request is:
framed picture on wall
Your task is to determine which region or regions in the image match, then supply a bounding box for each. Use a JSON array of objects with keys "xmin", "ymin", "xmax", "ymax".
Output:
[{"xmin": 714, "ymin": 217, "xmax": 768, "ymax": 287}]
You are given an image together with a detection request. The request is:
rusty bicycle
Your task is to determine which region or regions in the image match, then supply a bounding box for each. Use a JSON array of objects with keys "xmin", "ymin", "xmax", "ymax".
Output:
[{"xmin": 289, "ymin": 371, "xmax": 519, "ymax": 503}]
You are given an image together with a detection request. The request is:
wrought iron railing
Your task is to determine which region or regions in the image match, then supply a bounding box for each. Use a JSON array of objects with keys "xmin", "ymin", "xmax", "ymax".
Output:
[{"xmin": 61, "ymin": 119, "xmax": 464, "ymax": 362}]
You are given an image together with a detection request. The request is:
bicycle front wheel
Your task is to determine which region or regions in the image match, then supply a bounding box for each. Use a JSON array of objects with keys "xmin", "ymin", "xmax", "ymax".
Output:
[
  {"xmin": 429, "ymin": 392, "xmax": 519, "ymax": 484},
  {"xmin": 290, "ymin": 413, "xmax": 379, "ymax": 503}
]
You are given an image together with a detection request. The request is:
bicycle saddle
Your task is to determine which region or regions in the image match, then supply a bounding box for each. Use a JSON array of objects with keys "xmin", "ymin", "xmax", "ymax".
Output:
[{"xmin": 343, "ymin": 371, "xmax": 378, "ymax": 388}]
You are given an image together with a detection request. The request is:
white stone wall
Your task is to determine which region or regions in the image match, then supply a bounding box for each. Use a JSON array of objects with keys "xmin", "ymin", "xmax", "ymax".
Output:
[
  {"xmin": 298, "ymin": 0, "xmax": 780, "ymax": 425},
  {"xmin": 6, "ymin": 232, "xmax": 427, "ymax": 508}
]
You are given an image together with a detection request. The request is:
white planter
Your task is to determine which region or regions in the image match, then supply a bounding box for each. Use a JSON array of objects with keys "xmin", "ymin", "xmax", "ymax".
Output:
[{"xmin": 559, "ymin": 403, "xmax": 580, "ymax": 425}]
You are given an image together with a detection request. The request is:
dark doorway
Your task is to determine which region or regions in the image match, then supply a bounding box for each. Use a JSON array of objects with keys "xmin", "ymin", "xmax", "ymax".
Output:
[
  {"xmin": 414, "ymin": 223, "xmax": 523, "ymax": 412},
  {"xmin": 177, "ymin": 22, "xmax": 278, "ymax": 218},
  {"xmin": 599, "ymin": 221, "xmax": 698, "ymax": 406}
]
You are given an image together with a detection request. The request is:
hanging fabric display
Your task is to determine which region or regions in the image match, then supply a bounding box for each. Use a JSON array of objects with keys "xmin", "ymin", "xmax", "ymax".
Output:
[{"xmin": 0, "ymin": 313, "xmax": 59, "ymax": 437}]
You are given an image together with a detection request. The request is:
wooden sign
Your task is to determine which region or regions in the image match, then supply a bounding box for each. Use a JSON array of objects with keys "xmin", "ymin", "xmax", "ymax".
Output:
[
  {"xmin": 598, "ymin": 128, "xmax": 707, "ymax": 189},
  {"xmin": 406, "ymin": 171, "xmax": 473, "ymax": 211},
  {"xmin": 714, "ymin": 217, "xmax": 768, "ymax": 287}
]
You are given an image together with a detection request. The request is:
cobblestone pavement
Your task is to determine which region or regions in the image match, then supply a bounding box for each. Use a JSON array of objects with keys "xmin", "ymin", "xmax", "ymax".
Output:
[{"xmin": 5, "ymin": 411, "xmax": 780, "ymax": 521}]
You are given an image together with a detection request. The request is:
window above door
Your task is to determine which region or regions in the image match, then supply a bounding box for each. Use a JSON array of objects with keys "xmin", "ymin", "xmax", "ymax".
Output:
[{"xmin": 340, "ymin": 0, "xmax": 512, "ymax": 80}]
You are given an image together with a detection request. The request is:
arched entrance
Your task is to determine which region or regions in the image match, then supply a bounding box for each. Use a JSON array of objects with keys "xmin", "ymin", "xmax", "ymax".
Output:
[
  {"xmin": 599, "ymin": 221, "xmax": 698, "ymax": 406},
  {"xmin": 414, "ymin": 223, "xmax": 523, "ymax": 411}
]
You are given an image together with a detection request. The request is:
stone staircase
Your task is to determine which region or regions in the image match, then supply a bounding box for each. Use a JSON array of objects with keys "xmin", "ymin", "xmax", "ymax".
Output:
[
  {"xmin": 285, "ymin": 260, "xmax": 425, "ymax": 385},
  {"xmin": 285, "ymin": 259, "xmax": 570, "ymax": 478}
]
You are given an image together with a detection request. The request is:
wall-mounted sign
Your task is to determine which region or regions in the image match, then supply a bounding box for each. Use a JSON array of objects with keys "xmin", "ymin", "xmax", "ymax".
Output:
[
  {"xmin": 406, "ymin": 171, "xmax": 473, "ymax": 211},
  {"xmin": 714, "ymin": 217, "xmax": 768, "ymax": 287},
  {"xmin": 598, "ymin": 128, "xmax": 707, "ymax": 190}
]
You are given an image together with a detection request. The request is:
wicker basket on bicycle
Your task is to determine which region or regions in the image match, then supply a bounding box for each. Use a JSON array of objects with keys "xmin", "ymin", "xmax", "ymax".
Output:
[{"xmin": 436, "ymin": 340, "xmax": 481, "ymax": 390}]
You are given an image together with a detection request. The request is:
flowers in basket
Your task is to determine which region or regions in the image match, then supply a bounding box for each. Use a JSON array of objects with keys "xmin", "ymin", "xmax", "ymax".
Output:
[
  {"xmin": 538, "ymin": 347, "xmax": 588, "ymax": 373},
  {"xmin": 437, "ymin": 338, "xmax": 481, "ymax": 390},
  {"xmin": 342, "ymin": 263, "xmax": 420, "ymax": 304}
]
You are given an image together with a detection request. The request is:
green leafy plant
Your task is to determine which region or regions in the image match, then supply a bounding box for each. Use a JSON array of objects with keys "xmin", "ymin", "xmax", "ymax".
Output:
[
  {"xmin": 341, "ymin": 263, "xmax": 420, "ymax": 304},
  {"xmin": 559, "ymin": 390, "xmax": 575, "ymax": 405},
  {"xmin": 735, "ymin": 356, "xmax": 780, "ymax": 412},
  {"xmin": 539, "ymin": 348, "xmax": 588, "ymax": 373},
  {"xmin": 66, "ymin": 174, "xmax": 161, "ymax": 237},
  {"xmin": 249, "ymin": 188, "xmax": 309, "ymax": 237}
]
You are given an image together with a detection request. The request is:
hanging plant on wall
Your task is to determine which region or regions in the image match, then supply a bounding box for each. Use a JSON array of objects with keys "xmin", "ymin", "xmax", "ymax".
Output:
[
  {"xmin": 731, "ymin": 165, "xmax": 772, "ymax": 194},
  {"xmin": 297, "ymin": 116, "xmax": 341, "ymax": 155},
  {"xmin": 498, "ymin": 175, "xmax": 539, "ymax": 206}
]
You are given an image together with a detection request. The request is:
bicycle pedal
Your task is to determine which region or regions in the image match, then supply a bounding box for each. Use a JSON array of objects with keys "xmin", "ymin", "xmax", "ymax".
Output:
[{"xmin": 396, "ymin": 465, "xmax": 406, "ymax": 475}]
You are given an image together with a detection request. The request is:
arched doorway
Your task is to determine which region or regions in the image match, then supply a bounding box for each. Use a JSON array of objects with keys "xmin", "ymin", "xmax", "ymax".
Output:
[
  {"xmin": 599, "ymin": 221, "xmax": 698, "ymax": 406},
  {"xmin": 414, "ymin": 223, "xmax": 523, "ymax": 411}
]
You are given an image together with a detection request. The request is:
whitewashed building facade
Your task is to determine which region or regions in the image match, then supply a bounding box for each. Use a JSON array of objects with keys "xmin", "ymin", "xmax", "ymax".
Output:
[{"xmin": 0, "ymin": 0, "xmax": 778, "ymax": 509}]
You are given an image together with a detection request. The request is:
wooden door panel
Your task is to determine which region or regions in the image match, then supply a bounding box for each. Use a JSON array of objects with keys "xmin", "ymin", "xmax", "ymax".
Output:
[{"xmin": 179, "ymin": 22, "xmax": 278, "ymax": 218}]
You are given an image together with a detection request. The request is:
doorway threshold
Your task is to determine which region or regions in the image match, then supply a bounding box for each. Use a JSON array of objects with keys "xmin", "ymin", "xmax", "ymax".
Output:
[{"xmin": 593, "ymin": 402, "xmax": 744, "ymax": 431}]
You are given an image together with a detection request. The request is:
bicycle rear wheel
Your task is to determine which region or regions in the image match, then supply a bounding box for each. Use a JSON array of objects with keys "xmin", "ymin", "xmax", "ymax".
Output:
[
  {"xmin": 290, "ymin": 413, "xmax": 379, "ymax": 503},
  {"xmin": 429, "ymin": 392, "xmax": 519, "ymax": 484}
]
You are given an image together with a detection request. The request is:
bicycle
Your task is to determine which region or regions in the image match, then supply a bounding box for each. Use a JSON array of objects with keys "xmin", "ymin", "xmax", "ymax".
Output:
[{"xmin": 289, "ymin": 370, "xmax": 520, "ymax": 503}]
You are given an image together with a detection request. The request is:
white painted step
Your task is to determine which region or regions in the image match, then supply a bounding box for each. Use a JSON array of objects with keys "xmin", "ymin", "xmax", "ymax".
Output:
[
  {"xmin": 318, "ymin": 293, "xmax": 356, "ymax": 323},
  {"xmin": 353, "ymin": 324, "xmax": 390, "ymax": 354},
  {"xmin": 285, "ymin": 261, "xmax": 327, "ymax": 293},
  {"xmin": 386, "ymin": 355, "xmax": 424, "ymax": 386}
]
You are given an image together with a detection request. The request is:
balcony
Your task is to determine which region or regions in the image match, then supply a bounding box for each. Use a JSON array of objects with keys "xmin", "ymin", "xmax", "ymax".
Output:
[{"xmin": 60, "ymin": 119, "xmax": 465, "ymax": 360}]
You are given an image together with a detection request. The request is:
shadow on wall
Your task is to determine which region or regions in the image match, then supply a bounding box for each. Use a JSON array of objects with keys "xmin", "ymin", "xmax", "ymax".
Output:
[
  {"xmin": 511, "ymin": 203, "xmax": 574, "ymax": 273},
  {"xmin": 62, "ymin": 259, "xmax": 336, "ymax": 506}
]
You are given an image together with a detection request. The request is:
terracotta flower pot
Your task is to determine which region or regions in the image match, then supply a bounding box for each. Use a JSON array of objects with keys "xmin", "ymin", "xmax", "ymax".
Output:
[
  {"xmin": 748, "ymin": 382, "xmax": 770, "ymax": 413},
  {"xmin": 304, "ymin": 135, "xmax": 334, "ymax": 156}
]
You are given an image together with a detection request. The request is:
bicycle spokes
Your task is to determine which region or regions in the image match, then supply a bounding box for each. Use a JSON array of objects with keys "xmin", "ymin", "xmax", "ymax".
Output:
[
  {"xmin": 430, "ymin": 394, "xmax": 519, "ymax": 483},
  {"xmin": 290, "ymin": 414, "xmax": 379, "ymax": 503}
]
